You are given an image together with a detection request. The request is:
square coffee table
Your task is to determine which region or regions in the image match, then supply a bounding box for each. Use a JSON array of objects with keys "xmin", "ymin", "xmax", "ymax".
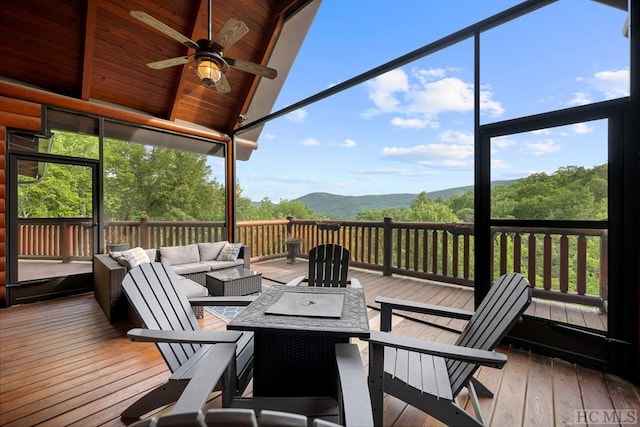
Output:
[{"xmin": 206, "ymin": 267, "xmax": 262, "ymax": 296}]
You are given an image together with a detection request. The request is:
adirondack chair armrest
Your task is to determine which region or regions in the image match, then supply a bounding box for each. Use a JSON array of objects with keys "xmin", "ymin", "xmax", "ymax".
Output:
[
  {"xmin": 376, "ymin": 296, "xmax": 474, "ymax": 320},
  {"xmin": 335, "ymin": 343, "xmax": 374, "ymax": 426},
  {"xmin": 189, "ymin": 295, "xmax": 257, "ymax": 307},
  {"xmin": 131, "ymin": 343, "xmax": 239, "ymax": 427},
  {"xmin": 365, "ymin": 330, "xmax": 507, "ymax": 368},
  {"xmin": 285, "ymin": 276, "xmax": 307, "ymax": 286},
  {"xmin": 127, "ymin": 328, "xmax": 242, "ymax": 344},
  {"xmin": 347, "ymin": 278, "xmax": 362, "ymax": 288}
]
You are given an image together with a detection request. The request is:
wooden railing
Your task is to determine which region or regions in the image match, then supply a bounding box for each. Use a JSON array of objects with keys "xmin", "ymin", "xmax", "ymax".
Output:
[
  {"xmin": 17, "ymin": 217, "xmax": 607, "ymax": 309},
  {"xmin": 17, "ymin": 218, "xmax": 94, "ymax": 262}
]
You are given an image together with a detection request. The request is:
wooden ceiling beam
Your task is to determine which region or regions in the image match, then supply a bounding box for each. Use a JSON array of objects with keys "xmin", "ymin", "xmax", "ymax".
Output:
[
  {"xmin": 230, "ymin": 4, "xmax": 285, "ymax": 133},
  {"xmin": 168, "ymin": 0, "xmax": 208, "ymax": 121},
  {"xmin": 1, "ymin": 81, "xmax": 230, "ymax": 143},
  {"xmin": 81, "ymin": 0, "xmax": 98, "ymax": 100}
]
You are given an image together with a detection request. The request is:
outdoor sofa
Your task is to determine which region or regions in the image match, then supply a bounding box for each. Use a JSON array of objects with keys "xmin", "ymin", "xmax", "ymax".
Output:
[{"xmin": 93, "ymin": 241, "xmax": 250, "ymax": 323}]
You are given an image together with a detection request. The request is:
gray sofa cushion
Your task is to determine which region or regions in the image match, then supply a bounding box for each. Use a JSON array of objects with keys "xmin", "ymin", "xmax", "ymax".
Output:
[
  {"xmin": 198, "ymin": 241, "xmax": 228, "ymax": 261},
  {"xmin": 159, "ymin": 243, "xmax": 200, "ymax": 265},
  {"xmin": 202, "ymin": 259, "xmax": 244, "ymax": 270},
  {"xmin": 175, "ymin": 276, "xmax": 208, "ymax": 298},
  {"xmin": 170, "ymin": 262, "xmax": 211, "ymax": 275}
]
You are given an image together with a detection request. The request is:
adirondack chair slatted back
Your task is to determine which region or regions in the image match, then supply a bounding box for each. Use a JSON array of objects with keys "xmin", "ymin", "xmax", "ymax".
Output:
[
  {"xmin": 447, "ymin": 272, "xmax": 531, "ymax": 395},
  {"xmin": 308, "ymin": 244, "xmax": 350, "ymax": 287},
  {"xmin": 122, "ymin": 262, "xmax": 203, "ymax": 373}
]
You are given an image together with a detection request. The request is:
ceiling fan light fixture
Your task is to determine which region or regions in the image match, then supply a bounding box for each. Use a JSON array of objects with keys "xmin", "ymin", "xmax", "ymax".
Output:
[{"xmin": 196, "ymin": 57, "xmax": 222, "ymax": 88}]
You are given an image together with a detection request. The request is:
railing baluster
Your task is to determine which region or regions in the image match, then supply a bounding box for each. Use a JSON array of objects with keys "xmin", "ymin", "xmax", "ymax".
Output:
[
  {"xmin": 431, "ymin": 229, "xmax": 438, "ymax": 274},
  {"xmin": 513, "ymin": 232, "xmax": 521, "ymax": 273},
  {"xmin": 528, "ymin": 233, "xmax": 537, "ymax": 288},
  {"xmin": 442, "ymin": 231, "xmax": 448, "ymax": 276},
  {"xmin": 544, "ymin": 234, "xmax": 552, "ymax": 291},
  {"xmin": 500, "ymin": 232, "xmax": 508, "ymax": 276},
  {"xmin": 452, "ymin": 233, "xmax": 459, "ymax": 278},
  {"xmin": 560, "ymin": 234, "xmax": 569, "ymax": 293},
  {"xmin": 463, "ymin": 234, "xmax": 470, "ymax": 279},
  {"xmin": 577, "ymin": 235, "xmax": 587, "ymax": 295},
  {"xmin": 404, "ymin": 228, "xmax": 410, "ymax": 270}
]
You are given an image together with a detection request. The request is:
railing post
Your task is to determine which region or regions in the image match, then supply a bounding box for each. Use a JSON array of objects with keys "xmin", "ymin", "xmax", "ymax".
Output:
[
  {"xmin": 600, "ymin": 230, "xmax": 608, "ymax": 312},
  {"xmin": 383, "ymin": 217, "xmax": 392, "ymax": 276},
  {"xmin": 60, "ymin": 222, "xmax": 72, "ymax": 263},
  {"xmin": 286, "ymin": 216, "xmax": 294, "ymax": 239},
  {"xmin": 140, "ymin": 217, "xmax": 150, "ymax": 249}
]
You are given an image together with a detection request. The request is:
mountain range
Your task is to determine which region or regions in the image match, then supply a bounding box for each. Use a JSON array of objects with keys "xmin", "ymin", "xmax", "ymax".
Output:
[{"xmin": 291, "ymin": 180, "xmax": 517, "ymax": 218}]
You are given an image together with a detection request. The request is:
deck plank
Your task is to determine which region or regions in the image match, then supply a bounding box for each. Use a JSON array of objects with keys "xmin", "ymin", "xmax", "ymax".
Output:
[
  {"xmin": 522, "ymin": 353, "xmax": 554, "ymax": 426},
  {"xmin": 490, "ymin": 347, "xmax": 529, "ymax": 426},
  {"xmin": 0, "ymin": 258, "xmax": 635, "ymax": 427},
  {"xmin": 553, "ymin": 359, "xmax": 584, "ymax": 426}
]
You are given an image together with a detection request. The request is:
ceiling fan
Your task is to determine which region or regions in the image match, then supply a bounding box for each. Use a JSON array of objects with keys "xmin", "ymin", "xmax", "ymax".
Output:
[{"xmin": 130, "ymin": 1, "xmax": 277, "ymax": 93}]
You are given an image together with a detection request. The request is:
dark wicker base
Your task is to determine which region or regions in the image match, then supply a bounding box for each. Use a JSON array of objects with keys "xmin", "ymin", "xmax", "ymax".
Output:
[{"xmin": 206, "ymin": 270, "xmax": 262, "ymax": 296}]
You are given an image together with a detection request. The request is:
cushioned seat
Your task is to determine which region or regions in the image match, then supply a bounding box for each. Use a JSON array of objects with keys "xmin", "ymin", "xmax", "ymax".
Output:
[
  {"xmin": 175, "ymin": 276, "xmax": 208, "ymax": 318},
  {"xmin": 171, "ymin": 262, "xmax": 211, "ymax": 275}
]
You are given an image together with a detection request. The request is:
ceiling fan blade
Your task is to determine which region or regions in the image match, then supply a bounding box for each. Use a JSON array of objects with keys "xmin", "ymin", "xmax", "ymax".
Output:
[
  {"xmin": 622, "ymin": 15, "xmax": 628, "ymax": 38},
  {"xmin": 212, "ymin": 17, "xmax": 249, "ymax": 50},
  {"xmin": 215, "ymin": 73, "xmax": 231, "ymax": 93},
  {"xmin": 147, "ymin": 56, "xmax": 189, "ymax": 70},
  {"xmin": 225, "ymin": 57, "xmax": 278, "ymax": 79},
  {"xmin": 130, "ymin": 11, "xmax": 199, "ymax": 49}
]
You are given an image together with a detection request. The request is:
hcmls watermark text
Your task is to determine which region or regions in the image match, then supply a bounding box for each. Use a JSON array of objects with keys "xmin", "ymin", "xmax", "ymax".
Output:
[{"xmin": 574, "ymin": 409, "xmax": 638, "ymax": 425}]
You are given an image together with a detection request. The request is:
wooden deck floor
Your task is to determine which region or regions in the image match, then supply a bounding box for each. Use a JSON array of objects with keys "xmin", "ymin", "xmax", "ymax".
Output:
[{"xmin": 1, "ymin": 259, "xmax": 638, "ymax": 426}]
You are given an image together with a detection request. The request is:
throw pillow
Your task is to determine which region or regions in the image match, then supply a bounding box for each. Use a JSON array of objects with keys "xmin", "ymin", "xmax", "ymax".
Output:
[
  {"xmin": 117, "ymin": 247, "xmax": 150, "ymax": 269},
  {"xmin": 198, "ymin": 241, "xmax": 228, "ymax": 261},
  {"xmin": 216, "ymin": 242, "xmax": 243, "ymax": 261}
]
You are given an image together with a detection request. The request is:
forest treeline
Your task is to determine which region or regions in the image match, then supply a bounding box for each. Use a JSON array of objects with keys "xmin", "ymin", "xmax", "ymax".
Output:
[{"xmin": 18, "ymin": 134, "xmax": 608, "ymax": 223}]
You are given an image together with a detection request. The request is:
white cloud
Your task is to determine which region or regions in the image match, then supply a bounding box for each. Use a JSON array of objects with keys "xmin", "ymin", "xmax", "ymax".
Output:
[
  {"xmin": 440, "ymin": 130, "xmax": 473, "ymax": 144},
  {"xmin": 364, "ymin": 67, "xmax": 504, "ymax": 128},
  {"xmin": 519, "ymin": 139, "xmax": 561, "ymax": 156},
  {"xmin": 570, "ymin": 68, "xmax": 629, "ymax": 105},
  {"xmin": 391, "ymin": 117, "xmax": 428, "ymax": 128},
  {"xmin": 286, "ymin": 109, "xmax": 308, "ymax": 123},
  {"xmin": 408, "ymin": 77, "xmax": 473, "ymax": 115},
  {"xmin": 352, "ymin": 167, "xmax": 438, "ymax": 176},
  {"xmin": 593, "ymin": 69, "xmax": 629, "ymax": 99},
  {"xmin": 364, "ymin": 69, "xmax": 409, "ymax": 113},
  {"xmin": 492, "ymin": 136, "xmax": 516, "ymax": 148},
  {"xmin": 341, "ymin": 139, "xmax": 357, "ymax": 148},
  {"xmin": 572, "ymin": 122, "xmax": 594, "ymax": 134},
  {"xmin": 491, "ymin": 158, "xmax": 510, "ymax": 169},
  {"xmin": 419, "ymin": 159, "xmax": 473, "ymax": 169},
  {"xmin": 300, "ymin": 137, "xmax": 320, "ymax": 146},
  {"xmin": 382, "ymin": 144, "xmax": 474, "ymax": 164},
  {"xmin": 479, "ymin": 88, "xmax": 505, "ymax": 117},
  {"xmin": 569, "ymin": 92, "xmax": 591, "ymax": 106},
  {"xmin": 262, "ymin": 133, "xmax": 276, "ymax": 139},
  {"xmin": 491, "ymin": 136, "xmax": 515, "ymax": 155},
  {"xmin": 414, "ymin": 67, "xmax": 447, "ymax": 81},
  {"xmin": 531, "ymin": 129, "xmax": 552, "ymax": 135}
]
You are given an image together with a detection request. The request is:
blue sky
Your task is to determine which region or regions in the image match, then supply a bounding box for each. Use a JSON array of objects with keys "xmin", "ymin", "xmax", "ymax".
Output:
[{"xmin": 224, "ymin": 1, "xmax": 629, "ymax": 202}]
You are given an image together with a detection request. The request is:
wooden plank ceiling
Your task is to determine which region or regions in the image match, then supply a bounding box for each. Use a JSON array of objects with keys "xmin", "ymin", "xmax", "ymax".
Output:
[{"xmin": 0, "ymin": 0, "xmax": 310, "ymax": 136}]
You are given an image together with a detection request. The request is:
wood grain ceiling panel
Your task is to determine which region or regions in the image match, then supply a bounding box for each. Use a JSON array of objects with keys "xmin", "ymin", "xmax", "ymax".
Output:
[{"xmin": 0, "ymin": 0, "xmax": 313, "ymax": 137}]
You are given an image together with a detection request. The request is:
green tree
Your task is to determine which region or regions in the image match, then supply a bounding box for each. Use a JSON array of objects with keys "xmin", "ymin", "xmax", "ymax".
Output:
[{"xmin": 102, "ymin": 139, "xmax": 225, "ymax": 220}]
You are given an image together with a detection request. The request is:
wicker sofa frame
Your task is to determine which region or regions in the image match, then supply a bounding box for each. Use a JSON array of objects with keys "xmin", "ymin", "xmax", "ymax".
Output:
[{"xmin": 93, "ymin": 245, "xmax": 250, "ymax": 323}]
